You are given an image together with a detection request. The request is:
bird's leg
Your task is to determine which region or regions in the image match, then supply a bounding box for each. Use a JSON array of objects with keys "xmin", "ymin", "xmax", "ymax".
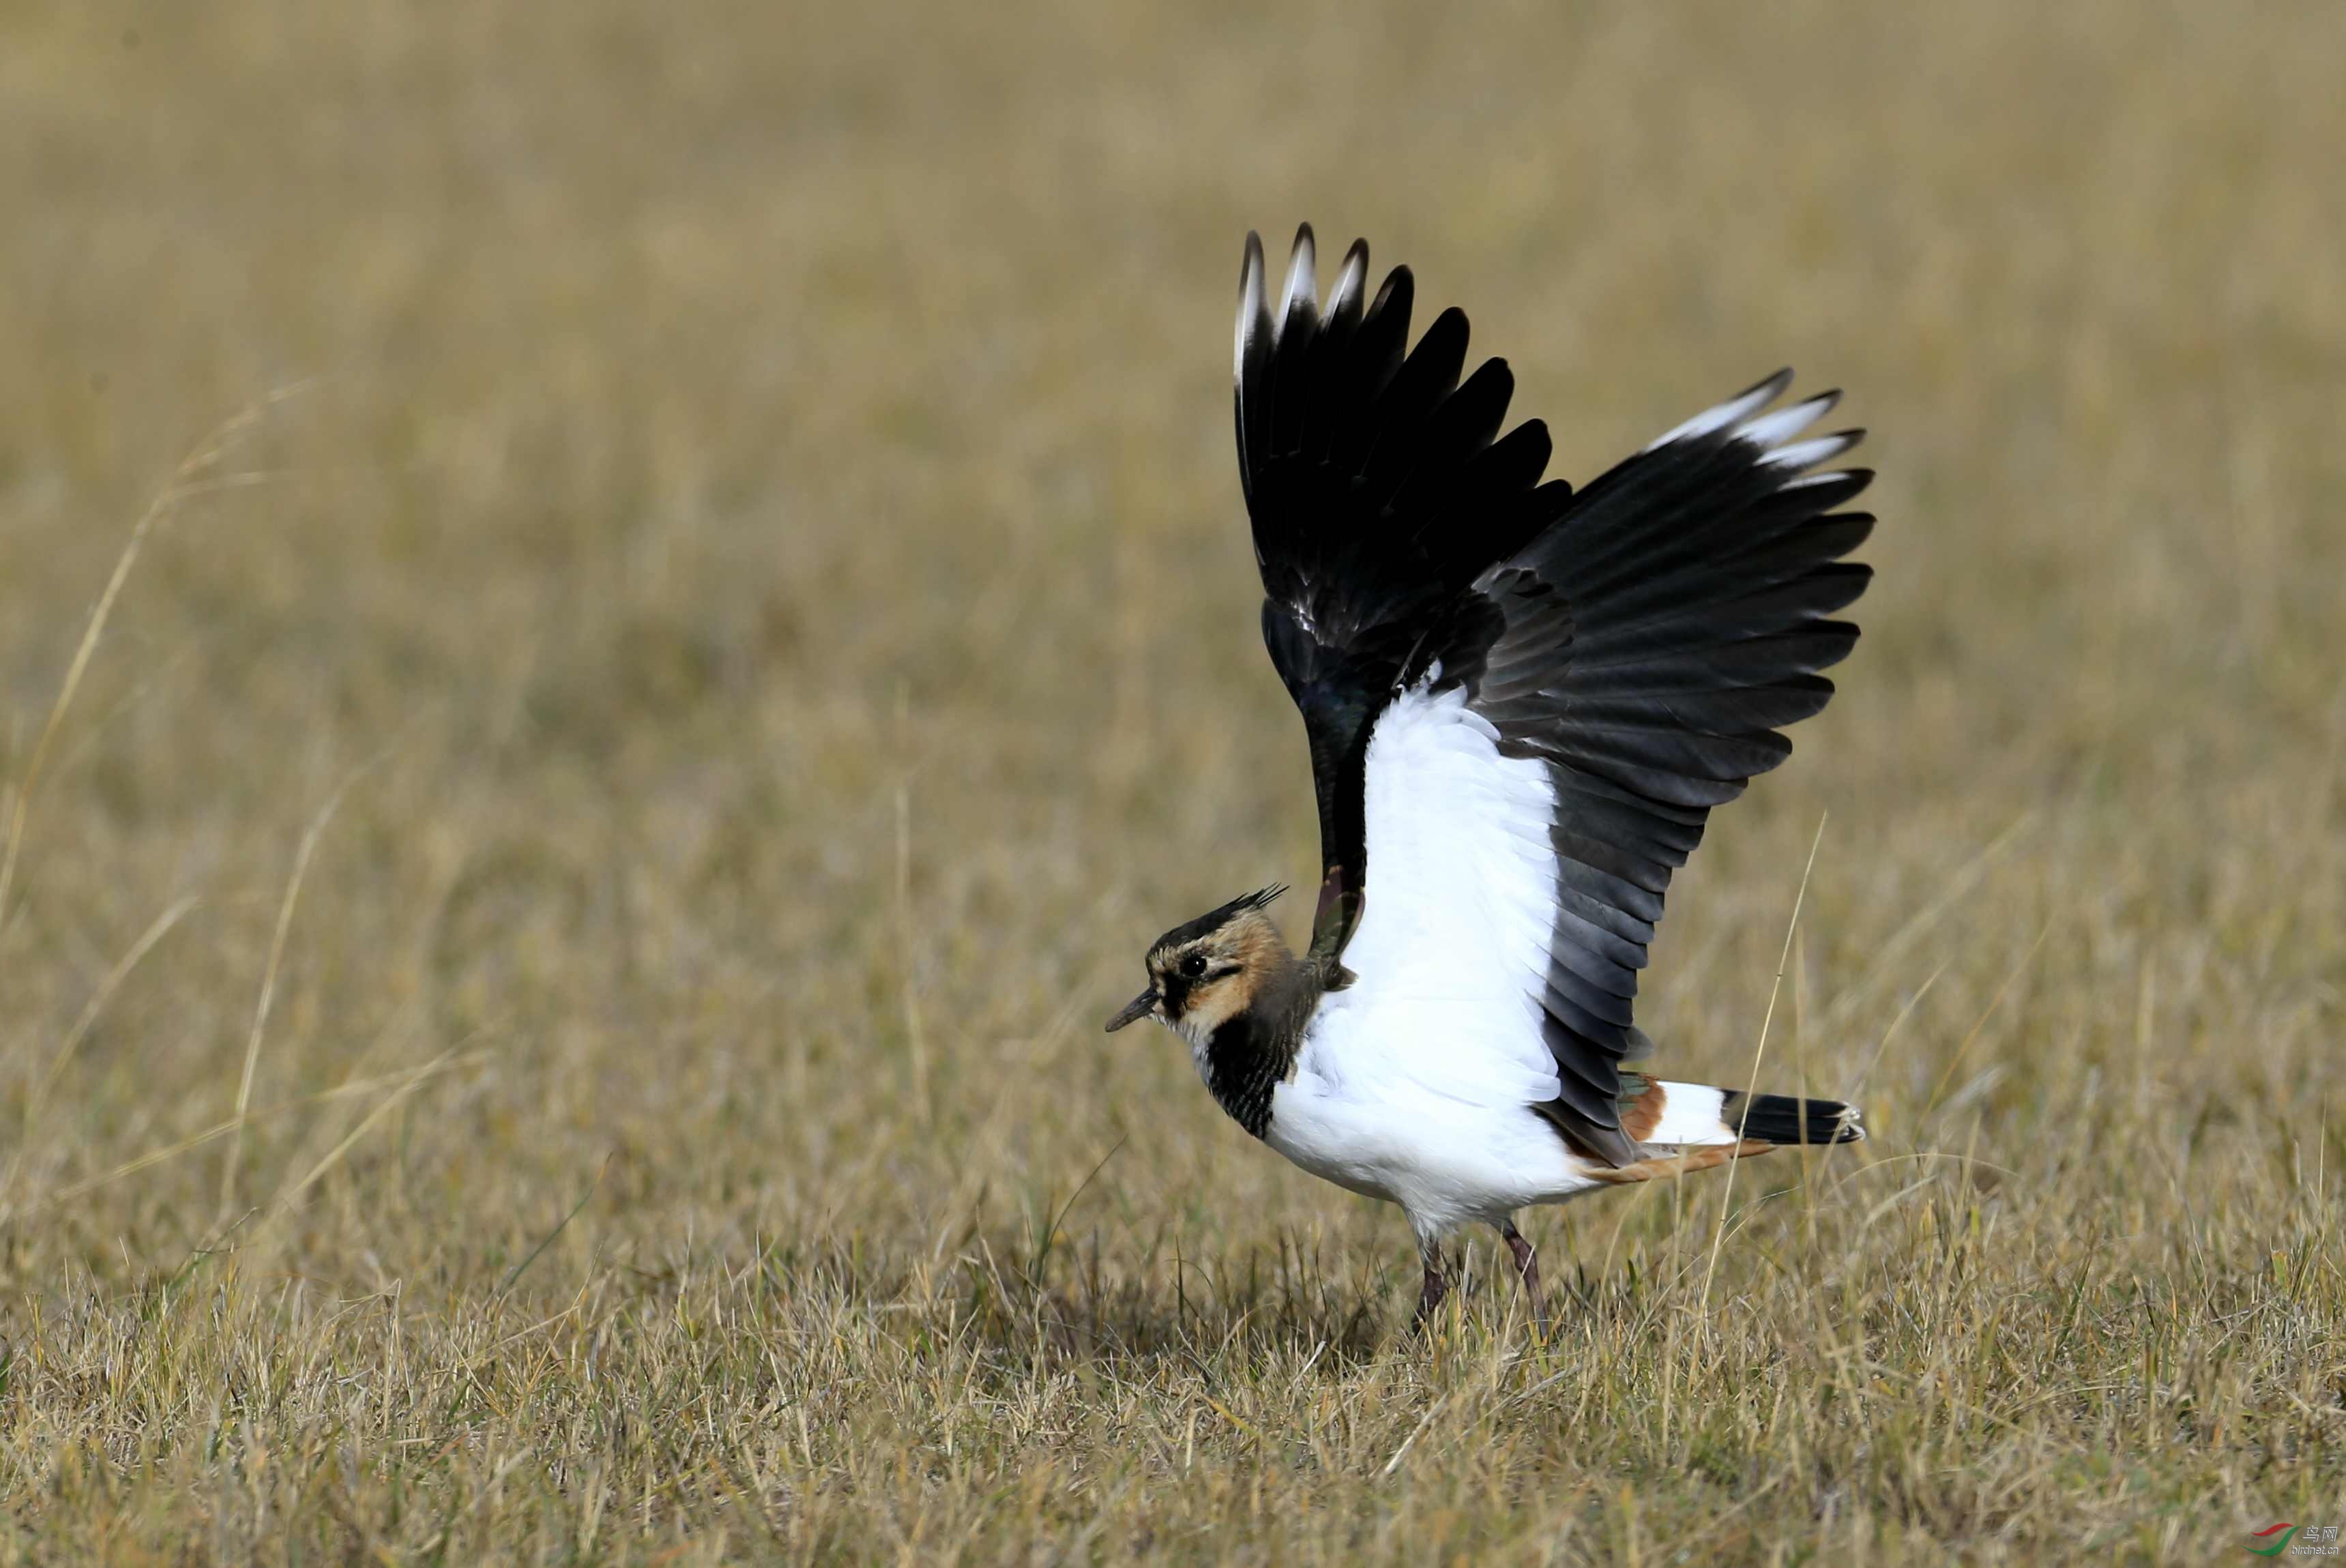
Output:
[
  {"xmin": 1499, "ymin": 1217, "xmax": 1546, "ymax": 1332},
  {"xmin": 1413, "ymin": 1239, "xmax": 1448, "ymax": 1328}
]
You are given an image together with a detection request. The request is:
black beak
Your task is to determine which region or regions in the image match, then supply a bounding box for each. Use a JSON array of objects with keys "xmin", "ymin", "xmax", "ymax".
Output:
[{"xmin": 1104, "ymin": 989, "xmax": 1159, "ymax": 1033}]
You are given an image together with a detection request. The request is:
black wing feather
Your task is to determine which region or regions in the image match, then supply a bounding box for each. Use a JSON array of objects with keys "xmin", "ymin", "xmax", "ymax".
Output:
[
  {"xmin": 1234, "ymin": 227, "xmax": 1874, "ymax": 1162},
  {"xmin": 1237, "ymin": 227, "xmax": 1569, "ymax": 960}
]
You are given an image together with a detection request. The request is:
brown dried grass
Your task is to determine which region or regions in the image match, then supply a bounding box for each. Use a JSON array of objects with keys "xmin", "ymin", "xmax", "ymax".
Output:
[{"xmin": 0, "ymin": 1, "xmax": 2341, "ymax": 1560}]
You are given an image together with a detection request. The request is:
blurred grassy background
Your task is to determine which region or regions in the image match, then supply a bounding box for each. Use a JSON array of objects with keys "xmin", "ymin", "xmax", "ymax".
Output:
[{"xmin": 1, "ymin": 0, "xmax": 2342, "ymax": 1560}]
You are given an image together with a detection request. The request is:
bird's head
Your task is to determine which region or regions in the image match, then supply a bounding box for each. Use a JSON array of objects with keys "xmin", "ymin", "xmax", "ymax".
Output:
[{"xmin": 1105, "ymin": 884, "xmax": 1293, "ymax": 1046}]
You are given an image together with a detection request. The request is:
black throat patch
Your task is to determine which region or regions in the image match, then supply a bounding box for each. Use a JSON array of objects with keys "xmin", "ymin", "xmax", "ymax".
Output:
[{"xmin": 1202, "ymin": 1011, "xmax": 1295, "ymax": 1139}]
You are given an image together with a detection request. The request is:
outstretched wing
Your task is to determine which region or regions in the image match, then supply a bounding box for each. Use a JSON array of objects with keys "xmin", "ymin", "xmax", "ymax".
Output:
[
  {"xmin": 1235, "ymin": 227, "xmax": 1574, "ymax": 963},
  {"xmin": 1235, "ymin": 226, "xmax": 1874, "ymax": 1164}
]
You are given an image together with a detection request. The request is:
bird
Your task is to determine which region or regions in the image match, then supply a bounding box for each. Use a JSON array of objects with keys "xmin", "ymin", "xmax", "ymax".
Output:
[{"xmin": 1105, "ymin": 225, "xmax": 1876, "ymax": 1327}]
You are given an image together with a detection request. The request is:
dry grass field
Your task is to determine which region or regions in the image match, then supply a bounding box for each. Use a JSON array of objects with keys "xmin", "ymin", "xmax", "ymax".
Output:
[{"xmin": 1, "ymin": 1, "xmax": 2342, "ymax": 1560}]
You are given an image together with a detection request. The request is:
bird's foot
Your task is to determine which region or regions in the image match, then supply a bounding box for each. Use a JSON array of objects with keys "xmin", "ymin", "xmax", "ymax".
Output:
[
  {"xmin": 1500, "ymin": 1218, "xmax": 1549, "ymax": 1335},
  {"xmin": 1412, "ymin": 1247, "xmax": 1448, "ymax": 1330}
]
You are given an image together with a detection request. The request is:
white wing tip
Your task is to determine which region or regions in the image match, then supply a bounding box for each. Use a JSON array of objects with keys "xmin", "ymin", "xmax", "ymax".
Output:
[
  {"xmin": 1235, "ymin": 232, "xmax": 1266, "ymax": 385},
  {"xmin": 1737, "ymin": 389, "xmax": 1839, "ymax": 449},
  {"xmin": 1759, "ymin": 431, "xmax": 1862, "ymax": 471},
  {"xmin": 1643, "ymin": 370, "xmax": 1865, "ymax": 473},
  {"xmin": 1240, "ymin": 224, "xmax": 1330, "ymax": 372},
  {"xmin": 1641, "ymin": 368, "xmax": 1793, "ymax": 453},
  {"xmin": 1328, "ymin": 238, "xmax": 1368, "ymax": 321},
  {"xmin": 1279, "ymin": 224, "xmax": 1318, "ymax": 332}
]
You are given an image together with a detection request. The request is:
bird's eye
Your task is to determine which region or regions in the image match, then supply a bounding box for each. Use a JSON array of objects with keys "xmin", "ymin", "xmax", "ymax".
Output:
[{"xmin": 1178, "ymin": 953, "xmax": 1209, "ymax": 979}]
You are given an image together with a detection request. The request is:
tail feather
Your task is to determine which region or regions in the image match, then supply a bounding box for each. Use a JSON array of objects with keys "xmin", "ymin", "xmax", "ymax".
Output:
[
  {"xmin": 1632, "ymin": 1079, "xmax": 1864, "ymax": 1149},
  {"xmin": 1721, "ymin": 1089, "xmax": 1865, "ymax": 1145}
]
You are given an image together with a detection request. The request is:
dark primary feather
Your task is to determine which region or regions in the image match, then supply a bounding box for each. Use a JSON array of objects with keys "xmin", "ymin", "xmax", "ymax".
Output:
[
  {"xmin": 1234, "ymin": 226, "xmax": 1876, "ymax": 1166},
  {"xmin": 1484, "ymin": 407, "xmax": 1873, "ymax": 1159},
  {"xmin": 1235, "ymin": 226, "xmax": 1572, "ymax": 962}
]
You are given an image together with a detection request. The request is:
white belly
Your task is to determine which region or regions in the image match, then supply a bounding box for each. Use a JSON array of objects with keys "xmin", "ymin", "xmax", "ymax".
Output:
[{"xmin": 1262, "ymin": 1054, "xmax": 1603, "ymax": 1240}]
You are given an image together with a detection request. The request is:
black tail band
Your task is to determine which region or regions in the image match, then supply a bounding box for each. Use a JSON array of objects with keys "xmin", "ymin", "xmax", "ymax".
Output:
[{"xmin": 1720, "ymin": 1091, "xmax": 1862, "ymax": 1144}]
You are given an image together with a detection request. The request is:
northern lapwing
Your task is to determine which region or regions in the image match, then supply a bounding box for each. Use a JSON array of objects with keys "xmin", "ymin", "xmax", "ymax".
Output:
[{"xmin": 1106, "ymin": 226, "xmax": 1874, "ymax": 1325}]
